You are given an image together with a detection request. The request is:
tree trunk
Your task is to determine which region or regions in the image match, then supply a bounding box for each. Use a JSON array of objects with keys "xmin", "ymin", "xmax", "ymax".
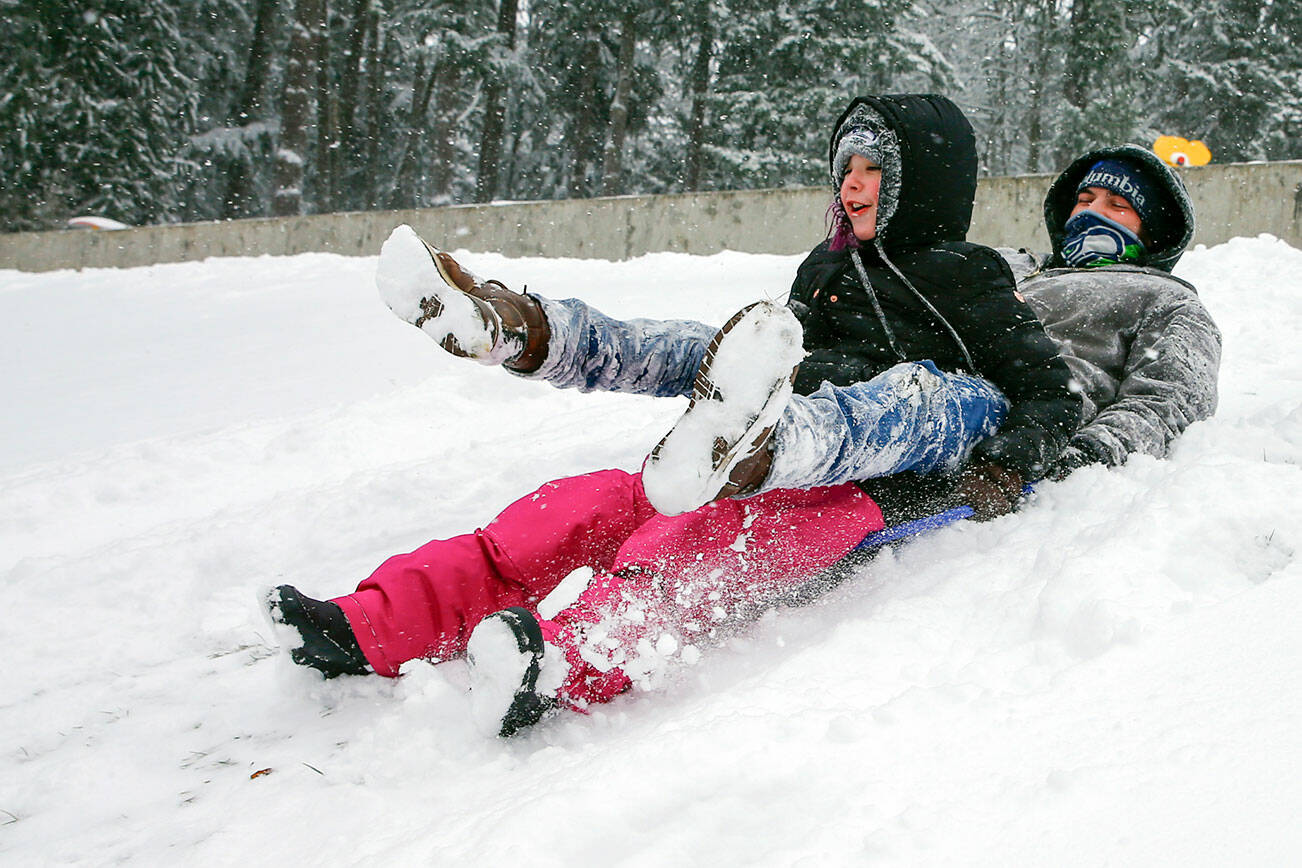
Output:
[
  {"xmin": 272, "ymin": 0, "xmax": 324, "ymax": 216},
  {"xmin": 221, "ymin": 0, "xmax": 278, "ymax": 218},
  {"xmin": 1025, "ymin": 2, "xmax": 1051, "ymax": 172},
  {"xmin": 566, "ymin": 38, "xmax": 600, "ymax": 199},
  {"xmin": 684, "ymin": 0, "xmax": 714, "ymax": 191},
  {"xmin": 315, "ymin": 0, "xmax": 339, "ymax": 212},
  {"xmin": 474, "ymin": 0, "xmax": 519, "ymax": 203},
  {"xmin": 430, "ymin": 62, "xmax": 459, "ymax": 202},
  {"xmin": 363, "ymin": 6, "xmax": 383, "ymax": 208},
  {"xmin": 337, "ymin": 0, "xmax": 370, "ymax": 142},
  {"xmin": 1062, "ymin": 0, "xmax": 1092, "ymax": 113},
  {"xmin": 600, "ymin": 10, "xmax": 637, "ymax": 196}
]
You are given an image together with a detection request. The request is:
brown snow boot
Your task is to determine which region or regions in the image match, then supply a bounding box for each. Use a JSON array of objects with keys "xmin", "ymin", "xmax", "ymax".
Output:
[
  {"xmin": 418, "ymin": 240, "xmax": 550, "ymax": 373},
  {"xmin": 377, "ymin": 225, "xmax": 550, "ymax": 372},
  {"xmin": 641, "ymin": 301, "xmax": 803, "ymax": 516}
]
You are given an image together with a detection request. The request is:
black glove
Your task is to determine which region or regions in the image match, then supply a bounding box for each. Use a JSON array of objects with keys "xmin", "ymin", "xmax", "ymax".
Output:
[
  {"xmin": 1046, "ymin": 441, "xmax": 1107, "ymax": 481},
  {"xmin": 953, "ymin": 461, "xmax": 1025, "ymax": 521}
]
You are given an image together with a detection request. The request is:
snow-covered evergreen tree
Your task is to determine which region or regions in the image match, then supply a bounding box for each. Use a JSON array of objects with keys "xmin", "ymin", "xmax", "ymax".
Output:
[
  {"xmin": 6, "ymin": 0, "xmax": 1302, "ymax": 228},
  {"xmin": 930, "ymin": 0, "xmax": 1064, "ymax": 175},
  {"xmin": 0, "ymin": 0, "xmax": 198, "ymax": 231},
  {"xmin": 382, "ymin": 0, "xmax": 502, "ymax": 207},
  {"xmin": 180, "ymin": 0, "xmax": 282, "ymax": 221},
  {"xmin": 518, "ymin": 0, "xmax": 628, "ymax": 199},
  {"xmin": 702, "ymin": 0, "xmax": 953, "ymax": 191},
  {"xmin": 1148, "ymin": 0, "xmax": 1302, "ymax": 161}
]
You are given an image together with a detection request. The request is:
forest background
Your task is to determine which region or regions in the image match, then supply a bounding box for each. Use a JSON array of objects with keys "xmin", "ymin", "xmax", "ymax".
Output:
[{"xmin": 3, "ymin": 0, "xmax": 1299, "ymax": 233}]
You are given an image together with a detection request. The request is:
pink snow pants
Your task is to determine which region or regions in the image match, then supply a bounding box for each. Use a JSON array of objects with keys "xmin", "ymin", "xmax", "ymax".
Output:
[{"xmin": 333, "ymin": 469, "xmax": 883, "ymax": 706}]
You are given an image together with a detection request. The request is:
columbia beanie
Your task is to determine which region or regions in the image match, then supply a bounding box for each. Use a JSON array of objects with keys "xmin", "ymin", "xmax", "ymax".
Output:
[{"xmin": 1077, "ymin": 158, "xmax": 1175, "ymax": 240}]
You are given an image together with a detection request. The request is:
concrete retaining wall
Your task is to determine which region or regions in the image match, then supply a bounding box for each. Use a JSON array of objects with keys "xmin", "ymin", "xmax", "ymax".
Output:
[{"xmin": 4, "ymin": 160, "xmax": 1300, "ymax": 272}]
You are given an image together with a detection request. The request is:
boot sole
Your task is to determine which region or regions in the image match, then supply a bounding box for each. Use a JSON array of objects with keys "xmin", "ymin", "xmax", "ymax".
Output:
[
  {"xmin": 262, "ymin": 584, "xmax": 303, "ymax": 659},
  {"xmin": 642, "ymin": 301, "xmax": 804, "ymax": 516},
  {"xmin": 466, "ymin": 607, "xmax": 553, "ymax": 737}
]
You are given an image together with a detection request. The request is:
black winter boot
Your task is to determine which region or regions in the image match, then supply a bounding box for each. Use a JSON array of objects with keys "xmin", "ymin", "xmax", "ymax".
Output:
[
  {"xmin": 266, "ymin": 585, "xmax": 371, "ymax": 678},
  {"xmin": 466, "ymin": 607, "xmax": 557, "ymax": 737}
]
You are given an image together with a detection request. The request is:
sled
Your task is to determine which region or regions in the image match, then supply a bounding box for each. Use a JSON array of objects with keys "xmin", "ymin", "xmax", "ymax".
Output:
[{"xmin": 777, "ymin": 486, "xmax": 1032, "ymax": 608}]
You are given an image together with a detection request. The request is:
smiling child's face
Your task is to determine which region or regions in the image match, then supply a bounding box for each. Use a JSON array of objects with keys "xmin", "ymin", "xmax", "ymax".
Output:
[{"xmin": 840, "ymin": 154, "xmax": 882, "ymax": 241}]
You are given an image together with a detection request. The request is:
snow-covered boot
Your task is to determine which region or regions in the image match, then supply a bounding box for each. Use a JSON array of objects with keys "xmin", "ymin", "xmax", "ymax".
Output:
[
  {"xmin": 266, "ymin": 585, "xmax": 371, "ymax": 678},
  {"xmin": 466, "ymin": 607, "xmax": 566, "ymax": 737},
  {"xmin": 376, "ymin": 224, "xmax": 549, "ymax": 372},
  {"xmin": 641, "ymin": 301, "xmax": 805, "ymax": 516}
]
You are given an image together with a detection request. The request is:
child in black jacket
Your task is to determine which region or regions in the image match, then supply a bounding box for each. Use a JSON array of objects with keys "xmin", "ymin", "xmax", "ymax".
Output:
[{"xmin": 643, "ymin": 95, "xmax": 1080, "ymax": 519}]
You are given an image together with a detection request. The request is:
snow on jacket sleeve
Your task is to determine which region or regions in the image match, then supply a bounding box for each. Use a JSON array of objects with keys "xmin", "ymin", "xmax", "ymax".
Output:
[
  {"xmin": 1070, "ymin": 290, "xmax": 1221, "ymax": 465},
  {"xmin": 784, "ymin": 246, "xmax": 849, "ymax": 392},
  {"xmin": 933, "ymin": 246, "xmax": 1082, "ymax": 479},
  {"xmin": 515, "ymin": 295, "xmax": 715, "ymax": 397}
]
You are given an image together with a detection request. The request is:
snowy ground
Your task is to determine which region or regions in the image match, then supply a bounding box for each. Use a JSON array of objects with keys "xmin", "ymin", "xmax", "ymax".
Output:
[{"xmin": 2, "ymin": 236, "xmax": 1300, "ymax": 865}]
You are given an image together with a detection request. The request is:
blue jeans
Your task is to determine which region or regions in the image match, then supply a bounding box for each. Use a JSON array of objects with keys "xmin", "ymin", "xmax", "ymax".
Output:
[
  {"xmin": 526, "ymin": 296, "xmax": 712, "ymax": 397},
  {"xmin": 523, "ymin": 297, "xmax": 1008, "ymax": 490},
  {"xmin": 766, "ymin": 361, "xmax": 1008, "ymax": 490}
]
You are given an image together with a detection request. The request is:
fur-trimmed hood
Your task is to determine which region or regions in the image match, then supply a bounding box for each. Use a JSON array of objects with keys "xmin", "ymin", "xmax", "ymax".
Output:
[
  {"xmin": 1043, "ymin": 144, "xmax": 1195, "ymax": 273},
  {"xmin": 828, "ymin": 94, "xmax": 977, "ymax": 251}
]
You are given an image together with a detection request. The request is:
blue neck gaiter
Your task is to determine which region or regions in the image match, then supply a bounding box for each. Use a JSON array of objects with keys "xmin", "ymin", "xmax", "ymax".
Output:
[{"xmin": 1061, "ymin": 210, "xmax": 1146, "ymax": 267}]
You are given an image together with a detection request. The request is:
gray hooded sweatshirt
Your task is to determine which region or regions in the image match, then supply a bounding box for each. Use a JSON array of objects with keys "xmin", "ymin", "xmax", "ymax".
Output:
[{"xmin": 1000, "ymin": 145, "xmax": 1222, "ymax": 468}]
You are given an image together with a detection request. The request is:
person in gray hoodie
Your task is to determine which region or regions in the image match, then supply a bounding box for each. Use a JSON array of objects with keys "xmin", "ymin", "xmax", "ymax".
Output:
[{"xmin": 1000, "ymin": 144, "xmax": 1221, "ymax": 478}]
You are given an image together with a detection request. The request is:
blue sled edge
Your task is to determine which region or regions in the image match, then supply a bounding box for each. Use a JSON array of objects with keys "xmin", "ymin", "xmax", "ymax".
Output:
[
  {"xmin": 853, "ymin": 505, "xmax": 974, "ymax": 551},
  {"xmin": 853, "ymin": 483, "xmax": 1035, "ymax": 552}
]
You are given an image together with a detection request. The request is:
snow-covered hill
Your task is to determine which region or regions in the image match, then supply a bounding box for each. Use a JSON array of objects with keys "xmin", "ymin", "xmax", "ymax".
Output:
[{"xmin": 2, "ymin": 237, "xmax": 1300, "ymax": 865}]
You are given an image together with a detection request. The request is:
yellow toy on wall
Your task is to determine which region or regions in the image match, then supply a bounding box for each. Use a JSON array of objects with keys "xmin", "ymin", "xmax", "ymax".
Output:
[{"xmin": 1153, "ymin": 136, "xmax": 1212, "ymax": 167}]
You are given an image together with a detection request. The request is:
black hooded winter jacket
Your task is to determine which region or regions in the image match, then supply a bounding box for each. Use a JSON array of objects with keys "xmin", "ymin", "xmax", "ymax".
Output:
[{"xmin": 787, "ymin": 94, "xmax": 1081, "ymax": 481}]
